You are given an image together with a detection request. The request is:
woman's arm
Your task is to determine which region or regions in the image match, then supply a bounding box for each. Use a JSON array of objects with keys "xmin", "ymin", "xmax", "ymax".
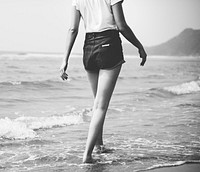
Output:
[
  {"xmin": 60, "ymin": 7, "xmax": 81, "ymax": 80},
  {"xmin": 112, "ymin": 2, "xmax": 147, "ymax": 66}
]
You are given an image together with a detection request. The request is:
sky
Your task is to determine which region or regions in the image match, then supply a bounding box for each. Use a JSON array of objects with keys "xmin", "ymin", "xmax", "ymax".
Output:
[{"xmin": 0, "ymin": 0, "xmax": 200, "ymax": 53}]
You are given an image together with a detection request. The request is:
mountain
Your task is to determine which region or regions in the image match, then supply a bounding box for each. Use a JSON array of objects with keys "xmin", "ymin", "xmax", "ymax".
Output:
[{"xmin": 123, "ymin": 28, "xmax": 200, "ymax": 56}]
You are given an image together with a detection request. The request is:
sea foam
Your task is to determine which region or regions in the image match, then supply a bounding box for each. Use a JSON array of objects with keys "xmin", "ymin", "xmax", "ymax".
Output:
[
  {"xmin": 146, "ymin": 160, "xmax": 200, "ymax": 171},
  {"xmin": 163, "ymin": 79, "xmax": 200, "ymax": 95},
  {"xmin": 0, "ymin": 117, "xmax": 36, "ymax": 139},
  {"xmin": 146, "ymin": 161, "xmax": 186, "ymax": 171},
  {"xmin": 0, "ymin": 114, "xmax": 84, "ymax": 140}
]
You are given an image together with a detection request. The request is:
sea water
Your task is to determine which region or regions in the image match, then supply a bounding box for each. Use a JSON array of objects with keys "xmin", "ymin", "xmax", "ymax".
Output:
[{"xmin": 0, "ymin": 54, "xmax": 200, "ymax": 172}]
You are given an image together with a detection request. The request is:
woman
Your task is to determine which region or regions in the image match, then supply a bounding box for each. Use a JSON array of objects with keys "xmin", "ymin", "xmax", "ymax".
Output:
[{"xmin": 60, "ymin": 0, "xmax": 147, "ymax": 163}]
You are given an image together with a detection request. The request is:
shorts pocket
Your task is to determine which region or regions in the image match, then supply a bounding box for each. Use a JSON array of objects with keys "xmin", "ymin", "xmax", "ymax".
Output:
[
  {"xmin": 96, "ymin": 43, "xmax": 122, "ymax": 69},
  {"xmin": 98, "ymin": 43, "xmax": 115, "ymax": 56}
]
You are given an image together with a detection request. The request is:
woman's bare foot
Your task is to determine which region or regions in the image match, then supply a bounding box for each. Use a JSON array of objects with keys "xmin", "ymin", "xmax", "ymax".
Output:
[
  {"xmin": 94, "ymin": 145, "xmax": 111, "ymax": 154},
  {"xmin": 82, "ymin": 153, "xmax": 94, "ymax": 163}
]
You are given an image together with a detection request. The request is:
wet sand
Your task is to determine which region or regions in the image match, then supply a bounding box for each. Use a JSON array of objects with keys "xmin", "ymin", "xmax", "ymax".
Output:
[{"xmin": 148, "ymin": 164, "xmax": 200, "ymax": 172}]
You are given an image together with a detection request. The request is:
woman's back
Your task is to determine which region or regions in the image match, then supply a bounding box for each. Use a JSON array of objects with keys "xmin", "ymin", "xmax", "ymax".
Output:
[
  {"xmin": 72, "ymin": 0, "xmax": 123, "ymax": 32},
  {"xmin": 61, "ymin": 0, "xmax": 147, "ymax": 163}
]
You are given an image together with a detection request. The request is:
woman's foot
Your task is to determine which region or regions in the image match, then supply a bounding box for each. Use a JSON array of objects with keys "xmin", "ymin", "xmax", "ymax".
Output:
[
  {"xmin": 82, "ymin": 153, "xmax": 94, "ymax": 163},
  {"xmin": 94, "ymin": 145, "xmax": 110, "ymax": 154}
]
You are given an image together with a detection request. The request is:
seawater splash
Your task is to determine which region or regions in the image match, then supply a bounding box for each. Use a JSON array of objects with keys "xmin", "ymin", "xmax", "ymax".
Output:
[
  {"xmin": 16, "ymin": 115, "xmax": 84, "ymax": 130},
  {"xmin": 0, "ymin": 117, "xmax": 36, "ymax": 139},
  {"xmin": 0, "ymin": 112, "xmax": 86, "ymax": 140},
  {"xmin": 163, "ymin": 79, "xmax": 200, "ymax": 95},
  {"xmin": 8, "ymin": 81, "xmax": 22, "ymax": 85}
]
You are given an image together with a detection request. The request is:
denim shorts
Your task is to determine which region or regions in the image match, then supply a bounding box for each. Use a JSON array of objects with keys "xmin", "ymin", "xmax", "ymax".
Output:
[{"xmin": 83, "ymin": 30, "xmax": 125, "ymax": 72}]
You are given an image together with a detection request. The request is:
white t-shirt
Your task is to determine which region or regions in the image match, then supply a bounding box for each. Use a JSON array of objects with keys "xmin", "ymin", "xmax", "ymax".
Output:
[{"xmin": 72, "ymin": 0, "xmax": 124, "ymax": 33}]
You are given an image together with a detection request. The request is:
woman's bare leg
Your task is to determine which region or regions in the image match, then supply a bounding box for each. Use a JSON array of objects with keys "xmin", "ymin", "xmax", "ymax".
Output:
[
  {"xmin": 87, "ymin": 71, "xmax": 104, "ymax": 148},
  {"xmin": 83, "ymin": 65, "xmax": 121, "ymax": 163},
  {"xmin": 86, "ymin": 71, "xmax": 98, "ymax": 97}
]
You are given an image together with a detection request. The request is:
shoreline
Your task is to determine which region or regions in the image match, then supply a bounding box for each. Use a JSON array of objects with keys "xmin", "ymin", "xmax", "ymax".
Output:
[{"xmin": 146, "ymin": 163, "xmax": 200, "ymax": 172}]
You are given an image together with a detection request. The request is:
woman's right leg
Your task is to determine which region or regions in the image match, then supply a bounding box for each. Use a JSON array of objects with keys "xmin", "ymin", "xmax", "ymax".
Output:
[
  {"xmin": 83, "ymin": 65, "xmax": 121, "ymax": 163},
  {"xmin": 86, "ymin": 71, "xmax": 104, "ymax": 149}
]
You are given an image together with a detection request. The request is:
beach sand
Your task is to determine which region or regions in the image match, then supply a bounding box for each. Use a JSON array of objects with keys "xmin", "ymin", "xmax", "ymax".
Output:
[{"xmin": 148, "ymin": 164, "xmax": 200, "ymax": 172}]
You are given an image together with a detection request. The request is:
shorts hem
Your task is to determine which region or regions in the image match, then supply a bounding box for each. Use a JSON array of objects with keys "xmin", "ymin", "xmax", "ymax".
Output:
[
  {"xmin": 85, "ymin": 60, "xmax": 125, "ymax": 73},
  {"xmin": 102, "ymin": 60, "xmax": 125, "ymax": 70}
]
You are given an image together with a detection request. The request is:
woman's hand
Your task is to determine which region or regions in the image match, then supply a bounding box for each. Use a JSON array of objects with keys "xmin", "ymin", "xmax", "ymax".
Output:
[
  {"xmin": 138, "ymin": 47, "xmax": 147, "ymax": 66},
  {"xmin": 60, "ymin": 61, "xmax": 68, "ymax": 80}
]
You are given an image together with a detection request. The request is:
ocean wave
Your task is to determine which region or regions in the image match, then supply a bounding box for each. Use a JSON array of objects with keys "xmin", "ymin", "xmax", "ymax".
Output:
[
  {"xmin": 0, "ymin": 53, "xmax": 80, "ymax": 60},
  {"xmin": 118, "ymin": 74, "xmax": 165, "ymax": 80},
  {"xmin": 0, "ymin": 117, "xmax": 36, "ymax": 140},
  {"xmin": 0, "ymin": 53, "xmax": 62, "ymax": 60},
  {"xmin": 162, "ymin": 79, "xmax": 200, "ymax": 95},
  {"xmin": 0, "ymin": 113, "xmax": 85, "ymax": 140},
  {"xmin": 176, "ymin": 103, "xmax": 200, "ymax": 108},
  {"xmin": 0, "ymin": 80, "xmax": 61, "ymax": 87},
  {"xmin": 0, "ymin": 77, "xmax": 85, "ymax": 87}
]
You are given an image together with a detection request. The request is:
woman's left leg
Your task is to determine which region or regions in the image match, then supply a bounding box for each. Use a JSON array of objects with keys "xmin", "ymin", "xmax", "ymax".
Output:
[{"xmin": 83, "ymin": 65, "xmax": 122, "ymax": 163}]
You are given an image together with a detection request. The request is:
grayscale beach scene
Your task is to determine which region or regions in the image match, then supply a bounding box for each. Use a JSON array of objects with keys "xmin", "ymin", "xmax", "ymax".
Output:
[{"xmin": 0, "ymin": 0, "xmax": 200, "ymax": 171}]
